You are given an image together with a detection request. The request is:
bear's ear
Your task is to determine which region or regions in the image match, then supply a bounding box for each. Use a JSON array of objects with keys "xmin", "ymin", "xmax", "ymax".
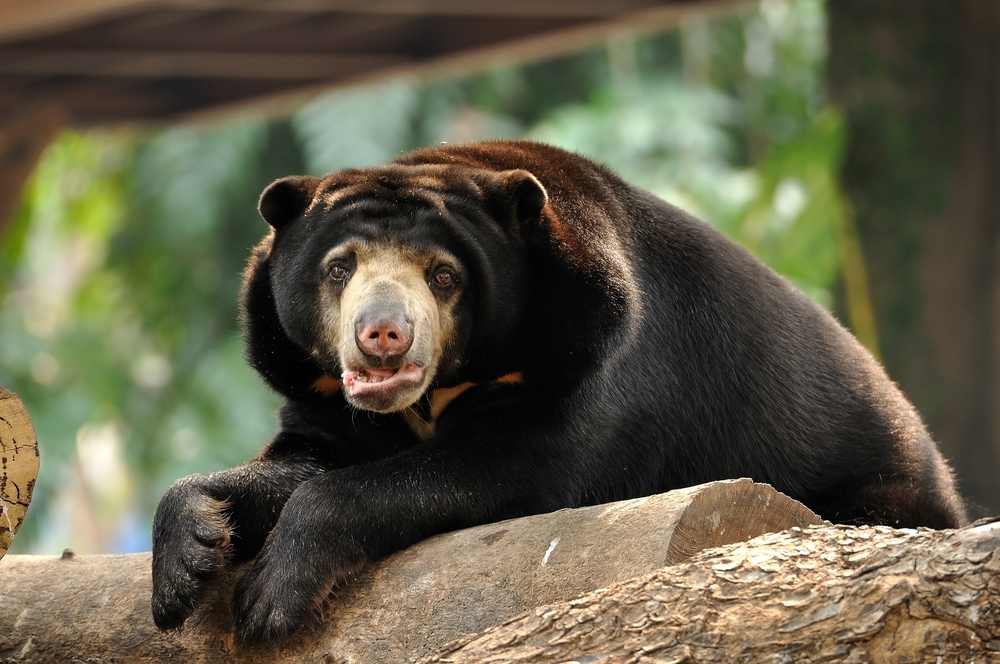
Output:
[
  {"xmin": 500, "ymin": 169, "xmax": 548, "ymax": 224},
  {"xmin": 258, "ymin": 175, "xmax": 322, "ymax": 230}
]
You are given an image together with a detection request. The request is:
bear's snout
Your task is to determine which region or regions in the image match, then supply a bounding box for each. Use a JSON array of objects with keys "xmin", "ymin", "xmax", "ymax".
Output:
[{"xmin": 355, "ymin": 308, "xmax": 414, "ymax": 359}]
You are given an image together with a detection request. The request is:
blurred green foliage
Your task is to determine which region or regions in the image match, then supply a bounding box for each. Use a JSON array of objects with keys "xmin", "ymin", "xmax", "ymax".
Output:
[{"xmin": 1, "ymin": 0, "xmax": 850, "ymax": 554}]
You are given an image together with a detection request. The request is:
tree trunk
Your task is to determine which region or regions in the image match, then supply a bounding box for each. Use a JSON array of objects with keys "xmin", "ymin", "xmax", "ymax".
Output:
[
  {"xmin": 425, "ymin": 519, "xmax": 1000, "ymax": 664},
  {"xmin": 828, "ymin": 0, "xmax": 1000, "ymax": 518},
  {"xmin": 0, "ymin": 479, "xmax": 820, "ymax": 663},
  {"xmin": 0, "ymin": 107, "xmax": 64, "ymax": 241}
]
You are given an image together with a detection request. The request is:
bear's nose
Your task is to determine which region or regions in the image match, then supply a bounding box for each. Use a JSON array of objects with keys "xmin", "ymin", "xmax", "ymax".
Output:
[{"xmin": 355, "ymin": 310, "xmax": 413, "ymax": 358}]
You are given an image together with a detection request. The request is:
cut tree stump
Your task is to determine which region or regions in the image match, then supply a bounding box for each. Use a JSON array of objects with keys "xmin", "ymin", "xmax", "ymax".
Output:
[
  {"xmin": 0, "ymin": 386, "xmax": 39, "ymax": 561},
  {"xmin": 0, "ymin": 479, "xmax": 820, "ymax": 663}
]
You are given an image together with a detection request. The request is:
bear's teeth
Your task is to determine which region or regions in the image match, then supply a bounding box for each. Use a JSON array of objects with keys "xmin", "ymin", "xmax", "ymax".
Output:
[{"xmin": 354, "ymin": 369, "xmax": 396, "ymax": 384}]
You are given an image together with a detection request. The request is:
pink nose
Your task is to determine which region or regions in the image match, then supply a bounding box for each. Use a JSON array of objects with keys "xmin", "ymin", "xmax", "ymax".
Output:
[{"xmin": 356, "ymin": 313, "xmax": 413, "ymax": 358}]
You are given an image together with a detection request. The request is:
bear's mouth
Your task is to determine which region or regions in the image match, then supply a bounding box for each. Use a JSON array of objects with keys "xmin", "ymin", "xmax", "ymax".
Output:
[{"xmin": 341, "ymin": 364, "xmax": 426, "ymax": 405}]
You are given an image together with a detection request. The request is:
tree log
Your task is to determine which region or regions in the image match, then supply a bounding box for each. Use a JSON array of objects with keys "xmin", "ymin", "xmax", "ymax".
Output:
[
  {"xmin": 0, "ymin": 479, "xmax": 819, "ymax": 663},
  {"xmin": 0, "ymin": 387, "xmax": 39, "ymax": 561},
  {"xmin": 425, "ymin": 520, "xmax": 1000, "ymax": 664}
]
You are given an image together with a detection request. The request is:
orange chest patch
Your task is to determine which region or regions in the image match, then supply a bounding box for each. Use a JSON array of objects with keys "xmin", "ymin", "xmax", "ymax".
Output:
[
  {"xmin": 311, "ymin": 375, "xmax": 343, "ymax": 396},
  {"xmin": 404, "ymin": 372, "xmax": 523, "ymax": 440}
]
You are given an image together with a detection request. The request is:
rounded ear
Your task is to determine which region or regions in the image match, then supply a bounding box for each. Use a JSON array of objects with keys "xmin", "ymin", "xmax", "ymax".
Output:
[
  {"xmin": 258, "ymin": 175, "xmax": 322, "ymax": 230},
  {"xmin": 499, "ymin": 169, "xmax": 548, "ymax": 224}
]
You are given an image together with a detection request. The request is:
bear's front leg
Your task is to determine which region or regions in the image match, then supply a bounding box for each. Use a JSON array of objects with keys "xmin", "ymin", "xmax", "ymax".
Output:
[
  {"xmin": 151, "ymin": 456, "xmax": 327, "ymax": 632},
  {"xmin": 228, "ymin": 434, "xmax": 567, "ymax": 646},
  {"xmin": 230, "ymin": 470, "xmax": 375, "ymax": 645}
]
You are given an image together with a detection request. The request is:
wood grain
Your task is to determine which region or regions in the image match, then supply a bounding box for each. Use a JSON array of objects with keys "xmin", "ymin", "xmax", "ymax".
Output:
[{"xmin": 0, "ymin": 387, "xmax": 39, "ymax": 561}]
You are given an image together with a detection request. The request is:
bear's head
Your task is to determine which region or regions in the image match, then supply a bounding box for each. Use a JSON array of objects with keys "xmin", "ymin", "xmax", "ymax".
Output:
[{"xmin": 243, "ymin": 164, "xmax": 547, "ymax": 414}]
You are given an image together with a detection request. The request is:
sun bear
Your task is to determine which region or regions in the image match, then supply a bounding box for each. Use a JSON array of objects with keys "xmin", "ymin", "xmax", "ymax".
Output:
[{"xmin": 151, "ymin": 139, "xmax": 967, "ymax": 645}]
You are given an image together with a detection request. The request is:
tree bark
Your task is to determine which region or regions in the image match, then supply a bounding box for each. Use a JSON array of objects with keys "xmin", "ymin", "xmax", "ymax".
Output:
[
  {"xmin": 828, "ymin": 0, "xmax": 1000, "ymax": 518},
  {"xmin": 424, "ymin": 519, "xmax": 1000, "ymax": 664},
  {"xmin": 0, "ymin": 387, "xmax": 39, "ymax": 560},
  {"xmin": 0, "ymin": 479, "xmax": 820, "ymax": 663}
]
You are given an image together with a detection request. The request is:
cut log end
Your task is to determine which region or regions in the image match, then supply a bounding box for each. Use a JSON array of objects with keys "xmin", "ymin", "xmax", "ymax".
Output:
[
  {"xmin": 664, "ymin": 477, "xmax": 825, "ymax": 564},
  {"xmin": 0, "ymin": 386, "xmax": 40, "ymax": 561}
]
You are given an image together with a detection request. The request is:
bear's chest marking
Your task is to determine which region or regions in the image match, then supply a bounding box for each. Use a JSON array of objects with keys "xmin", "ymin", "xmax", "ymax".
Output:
[
  {"xmin": 403, "ymin": 382, "xmax": 477, "ymax": 440},
  {"xmin": 311, "ymin": 375, "xmax": 343, "ymax": 395},
  {"xmin": 404, "ymin": 372, "xmax": 523, "ymax": 440}
]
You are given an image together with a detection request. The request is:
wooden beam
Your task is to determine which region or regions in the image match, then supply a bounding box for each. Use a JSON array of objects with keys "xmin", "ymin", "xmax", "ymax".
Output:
[
  {"xmin": 0, "ymin": 0, "xmax": 157, "ymax": 42},
  {"xmin": 1, "ymin": 80, "xmax": 184, "ymax": 125},
  {"xmin": 0, "ymin": 0, "xmax": 729, "ymax": 44},
  {"xmin": 0, "ymin": 0, "xmax": 749, "ymax": 125},
  {"xmin": 156, "ymin": 0, "xmax": 655, "ymax": 17},
  {"xmin": 181, "ymin": 0, "xmax": 750, "ymax": 125},
  {"xmin": 0, "ymin": 50, "xmax": 406, "ymax": 80},
  {"xmin": 0, "ymin": 105, "xmax": 65, "ymax": 241}
]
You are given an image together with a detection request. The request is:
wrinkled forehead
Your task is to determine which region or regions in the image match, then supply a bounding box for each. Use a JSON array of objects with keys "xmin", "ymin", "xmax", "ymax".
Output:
[
  {"xmin": 303, "ymin": 166, "xmax": 487, "ymax": 254},
  {"xmin": 314, "ymin": 164, "xmax": 482, "ymax": 212},
  {"xmin": 313, "ymin": 201, "xmax": 462, "ymax": 258}
]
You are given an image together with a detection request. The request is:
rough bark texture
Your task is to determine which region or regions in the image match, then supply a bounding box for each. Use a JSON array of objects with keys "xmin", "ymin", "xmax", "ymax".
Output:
[
  {"xmin": 0, "ymin": 479, "xmax": 819, "ymax": 663},
  {"xmin": 424, "ymin": 520, "xmax": 1000, "ymax": 664},
  {"xmin": 829, "ymin": 0, "xmax": 1000, "ymax": 518},
  {"xmin": 0, "ymin": 387, "xmax": 39, "ymax": 561}
]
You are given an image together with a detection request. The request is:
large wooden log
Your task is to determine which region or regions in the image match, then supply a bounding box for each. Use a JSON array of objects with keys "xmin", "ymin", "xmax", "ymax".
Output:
[
  {"xmin": 424, "ymin": 519, "xmax": 1000, "ymax": 664},
  {"xmin": 0, "ymin": 387, "xmax": 39, "ymax": 561},
  {"xmin": 0, "ymin": 479, "xmax": 819, "ymax": 663}
]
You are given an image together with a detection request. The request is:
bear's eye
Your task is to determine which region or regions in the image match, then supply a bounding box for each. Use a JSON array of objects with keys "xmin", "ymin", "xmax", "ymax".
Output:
[
  {"xmin": 431, "ymin": 266, "xmax": 456, "ymax": 289},
  {"xmin": 328, "ymin": 262, "xmax": 352, "ymax": 282}
]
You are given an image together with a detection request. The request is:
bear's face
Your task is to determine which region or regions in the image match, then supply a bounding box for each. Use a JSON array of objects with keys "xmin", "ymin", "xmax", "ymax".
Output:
[
  {"xmin": 255, "ymin": 165, "xmax": 547, "ymax": 413},
  {"xmin": 309, "ymin": 237, "xmax": 466, "ymax": 413}
]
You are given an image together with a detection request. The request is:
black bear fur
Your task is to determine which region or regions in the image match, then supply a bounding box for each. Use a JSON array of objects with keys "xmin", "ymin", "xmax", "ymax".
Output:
[{"xmin": 151, "ymin": 140, "xmax": 967, "ymax": 645}]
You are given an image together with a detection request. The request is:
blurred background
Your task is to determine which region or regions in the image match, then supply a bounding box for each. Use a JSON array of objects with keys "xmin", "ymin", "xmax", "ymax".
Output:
[{"xmin": 1, "ymin": 0, "xmax": 997, "ymax": 554}]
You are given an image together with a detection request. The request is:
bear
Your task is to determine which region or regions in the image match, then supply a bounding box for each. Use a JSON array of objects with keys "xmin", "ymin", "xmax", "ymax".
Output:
[{"xmin": 151, "ymin": 139, "xmax": 967, "ymax": 646}]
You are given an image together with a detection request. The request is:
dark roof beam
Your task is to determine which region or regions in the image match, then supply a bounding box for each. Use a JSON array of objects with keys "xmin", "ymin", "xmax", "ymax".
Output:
[
  {"xmin": 153, "ymin": 0, "xmax": 653, "ymax": 18},
  {"xmin": 0, "ymin": 0, "xmax": 158, "ymax": 42},
  {"xmin": 0, "ymin": 51, "xmax": 404, "ymax": 80}
]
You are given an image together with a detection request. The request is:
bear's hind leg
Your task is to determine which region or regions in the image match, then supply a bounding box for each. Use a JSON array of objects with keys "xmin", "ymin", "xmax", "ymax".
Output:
[{"xmin": 807, "ymin": 474, "xmax": 967, "ymax": 529}]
